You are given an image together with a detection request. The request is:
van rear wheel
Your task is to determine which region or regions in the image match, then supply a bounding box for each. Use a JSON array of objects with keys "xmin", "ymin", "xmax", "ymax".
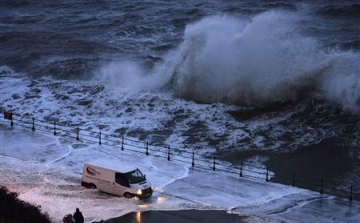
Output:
[{"xmin": 89, "ymin": 183, "xmax": 97, "ymax": 189}]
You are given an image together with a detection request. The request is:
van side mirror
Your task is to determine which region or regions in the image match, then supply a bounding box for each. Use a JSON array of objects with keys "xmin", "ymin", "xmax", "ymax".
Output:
[{"xmin": 144, "ymin": 174, "xmax": 146, "ymax": 178}]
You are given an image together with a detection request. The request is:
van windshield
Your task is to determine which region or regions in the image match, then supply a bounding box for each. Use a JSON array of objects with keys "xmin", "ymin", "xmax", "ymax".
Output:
[{"xmin": 124, "ymin": 169, "xmax": 146, "ymax": 184}]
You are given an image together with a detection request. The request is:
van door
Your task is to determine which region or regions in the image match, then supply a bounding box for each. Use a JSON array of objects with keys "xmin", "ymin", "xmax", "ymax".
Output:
[{"xmin": 114, "ymin": 172, "xmax": 130, "ymax": 196}]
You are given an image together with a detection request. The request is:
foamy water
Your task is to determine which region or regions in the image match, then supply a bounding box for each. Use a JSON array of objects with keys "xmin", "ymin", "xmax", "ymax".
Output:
[{"xmin": 1, "ymin": 1, "xmax": 360, "ymax": 209}]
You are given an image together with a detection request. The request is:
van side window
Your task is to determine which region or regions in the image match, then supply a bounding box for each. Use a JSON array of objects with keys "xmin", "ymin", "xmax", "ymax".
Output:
[{"xmin": 115, "ymin": 173, "xmax": 130, "ymax": 187}]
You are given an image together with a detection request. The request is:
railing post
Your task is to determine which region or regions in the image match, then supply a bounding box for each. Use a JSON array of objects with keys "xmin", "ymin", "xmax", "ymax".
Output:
[
  {"xmin": 53, "ymin": 121, "xmax": 57, "ymax": 135},
  {"xmin": 76, "ymin": 127, "xmax": 79, "ymax": 141},
  {"xmin": 349, "ymin": 185, "xmax": 353, "ymax": 201},
  {"xmin": 146, "ymin": 142, "xmax": 149, "ymax": 156},
  {"xmin": 99, "ymin": 131, "xmax": 102, "ymax": 145},
  {"xmin": 292, "ymin": 173, "xmax": 296, "ymax": 187},
  {"xmin": 167, "ymin": 146, "xmax": 170, "ymax": 161},
  {"xmin": 239, "ymin": 161, "xmax": 243, "ymax": 177},
  {"xmin": 121, "ymin": 136, "xmax": 124, "ymax": 151},
  {"xmin": 320, "ymin": 178, "xmax": 324, "ymax": 194},
  {"xmin": 192, "ymin": 150, "xmax": 195, "ymax": 167},
  {"xmin": 32, "ymin": 117, "xmax": 35, "ymax": 132},
  {"xmin": 266, "ymin": 168, "xmax": 269, "ymax": 182},
  {"xmin": 212, "ymin": 156, "xmax": 216, "ymax": 171}
]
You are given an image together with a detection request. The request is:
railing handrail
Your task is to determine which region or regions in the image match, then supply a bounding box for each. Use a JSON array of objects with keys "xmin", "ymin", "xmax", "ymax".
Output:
[{"xmin": 1, "ymin": 111, "xmax": 358, "ymax": 202}]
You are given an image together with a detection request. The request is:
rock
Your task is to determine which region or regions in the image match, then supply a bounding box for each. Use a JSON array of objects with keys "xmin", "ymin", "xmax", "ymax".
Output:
[
  {"xmin": 115, "ymin": 128, "xmax": 127, "ymax": 135},
  {"xmin": 12, "ymin": 94, "xmax": 21, "ymax": 100},
  {"xmin": 78, "ymin": 100, "xmax": 92, "ymax": 106},
  {"xmin": 97, "ymin": 124, "xmax": 108, "ymax": 130}
]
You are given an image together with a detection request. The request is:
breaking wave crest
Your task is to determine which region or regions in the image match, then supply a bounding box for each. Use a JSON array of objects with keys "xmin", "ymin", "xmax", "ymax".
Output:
[
  {"xmin": 167, "ymin": 11, "xmax": 360, "ymax": 111},
  {"xmin": 96, "ymin": 60, "xmax": 167, "ymax": 90}
]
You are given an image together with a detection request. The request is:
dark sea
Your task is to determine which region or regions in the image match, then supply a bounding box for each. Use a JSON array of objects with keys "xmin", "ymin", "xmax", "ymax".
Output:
[
  {"xmin": 1, "ymin": 1, "xmax": 359, "ymax": 78},
  {"xmin": 1, "ymin": 0, "xmax": 360, "ymax": 198}
]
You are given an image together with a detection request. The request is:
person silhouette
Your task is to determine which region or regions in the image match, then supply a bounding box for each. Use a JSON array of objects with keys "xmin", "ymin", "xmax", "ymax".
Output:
[{"xmin": 73, "ymin": 208, "xmax": 84, "ymax": 223}]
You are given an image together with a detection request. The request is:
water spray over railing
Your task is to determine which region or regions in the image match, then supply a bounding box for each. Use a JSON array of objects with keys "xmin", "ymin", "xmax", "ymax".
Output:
[{"xmin": 1, "ymin": 111, "xmax": 358, "ymax": 202}]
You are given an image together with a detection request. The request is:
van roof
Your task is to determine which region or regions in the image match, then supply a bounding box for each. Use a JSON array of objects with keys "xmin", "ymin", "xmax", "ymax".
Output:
[{"xmin": 86, "ymin": 159, "xmax": 138, "ymax": 173}]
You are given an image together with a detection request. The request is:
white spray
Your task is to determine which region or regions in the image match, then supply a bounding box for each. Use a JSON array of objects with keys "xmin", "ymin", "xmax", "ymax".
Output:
[
  {"xmin": 98, "ymin": 10, "xmax": 360, "ymax": 112},
  {"xmin": 169, "ymin": 11, "xmax": 359, "ymax": 110},
  {"xmin": 96, "ymin": 60, "xmax": 167, "ymax": 90}
]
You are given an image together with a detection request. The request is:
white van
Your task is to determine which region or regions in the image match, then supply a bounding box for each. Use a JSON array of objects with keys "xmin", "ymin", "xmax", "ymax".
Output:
[{"xmin": 81, "ymin": 159, "xmax": 153, "ymax": 199}]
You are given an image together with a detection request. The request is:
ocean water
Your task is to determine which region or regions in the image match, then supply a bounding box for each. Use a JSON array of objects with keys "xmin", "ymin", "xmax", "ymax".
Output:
[{"xmin": 1, "ymin": 1, "xmax": 360, "ymax": 195}]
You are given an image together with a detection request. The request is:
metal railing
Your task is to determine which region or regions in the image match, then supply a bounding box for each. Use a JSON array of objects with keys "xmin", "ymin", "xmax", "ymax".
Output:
[{"xmin": 1, "ymin": 111, "xmax": 358, "ymax": 202}]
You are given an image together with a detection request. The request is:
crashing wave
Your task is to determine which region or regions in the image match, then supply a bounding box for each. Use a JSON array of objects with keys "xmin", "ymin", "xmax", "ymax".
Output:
[{"xmin": 164, "ymin": 11, "xmax": 360, "ymax": 112}]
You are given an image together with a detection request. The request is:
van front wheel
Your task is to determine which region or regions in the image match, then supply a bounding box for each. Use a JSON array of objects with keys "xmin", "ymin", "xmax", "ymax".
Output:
[
  {"xmin": 89, "ymin": 183, "xmax": 97, "ymax": 189},
  {"xmin": 123, "ymin": 193, "xmax": 134, "ymax": 199}
]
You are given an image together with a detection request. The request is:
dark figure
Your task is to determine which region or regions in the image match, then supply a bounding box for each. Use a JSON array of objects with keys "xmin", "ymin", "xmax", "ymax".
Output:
[{"xmin": 73, "ymin": 208, "xmax": 84, "ymax": 223}]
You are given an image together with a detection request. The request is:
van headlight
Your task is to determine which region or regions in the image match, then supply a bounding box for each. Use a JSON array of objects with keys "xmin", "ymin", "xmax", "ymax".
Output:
[{"xmin": 137, "ymin": 189, "xmax": 142, "ymax": 195}]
